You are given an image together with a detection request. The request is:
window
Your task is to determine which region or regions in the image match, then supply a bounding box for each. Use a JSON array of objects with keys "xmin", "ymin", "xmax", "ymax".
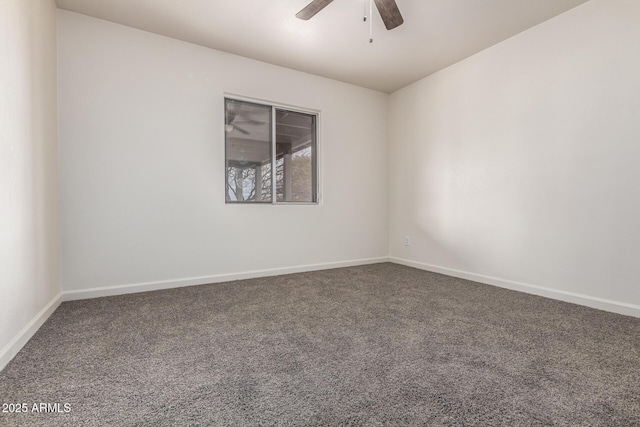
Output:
[{"xmin": 225, "ymin": 98, "xmax": 318, "ymax": 204}]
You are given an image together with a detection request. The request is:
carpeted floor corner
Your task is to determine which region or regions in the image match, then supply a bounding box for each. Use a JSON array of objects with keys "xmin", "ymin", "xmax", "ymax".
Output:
[{"xmin": 1, "ymin": 263, "xmax": 639, "ymax": 426}]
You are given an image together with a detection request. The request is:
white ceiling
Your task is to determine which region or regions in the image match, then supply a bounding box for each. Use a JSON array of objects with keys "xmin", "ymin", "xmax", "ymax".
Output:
[{"xmin": 55, "ymin": 0, "xmax": 590, "ymax": 93}]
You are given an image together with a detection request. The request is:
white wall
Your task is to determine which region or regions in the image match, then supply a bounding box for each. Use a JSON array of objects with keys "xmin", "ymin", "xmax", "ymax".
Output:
[
  {"xmin": 0, "ymin": 0, "xmax": 61, "ymax": 369},
  {"xmin": 389, "ymin": 0, "xmax": 640, "ymax": 315},
  {"xmin": 58, "ymin": 11, "xmax": 388, "ymax": 296}
]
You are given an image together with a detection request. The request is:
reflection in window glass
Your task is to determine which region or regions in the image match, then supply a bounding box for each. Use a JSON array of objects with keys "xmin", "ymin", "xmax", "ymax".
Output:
[
  {"xmin": 225, "ymin": 99, "xmax": 272, "ymax": 202},
  {"xmin": 275, "ymin": 109, "xmax": 316, "ymax": 203},
  {"xmin": 225, "ymin": 99, "xmax": 317, "ymax": 204}
]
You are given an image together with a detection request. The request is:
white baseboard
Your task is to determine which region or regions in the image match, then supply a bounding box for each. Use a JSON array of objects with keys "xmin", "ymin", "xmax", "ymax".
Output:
[
  {"xmin": 390, "ymin": 257, "xmax": 640, "ymax": 318},
  {"xmin": 63, "ymin": 257, "xmax": 390, "ymax": 301},
  {"xmin": 2, "ymin": 257, "xmax": 635, "ymax": 373},
  {"xmin": 0, "ymin": 293, "xmax": 63, "ymax": 372}
]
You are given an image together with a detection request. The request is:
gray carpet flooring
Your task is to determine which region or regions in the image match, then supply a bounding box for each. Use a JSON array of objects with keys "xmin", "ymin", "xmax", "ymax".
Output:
[{"xmin": 1, "ymin": 263, "xmax": 639, "ymax": 426}]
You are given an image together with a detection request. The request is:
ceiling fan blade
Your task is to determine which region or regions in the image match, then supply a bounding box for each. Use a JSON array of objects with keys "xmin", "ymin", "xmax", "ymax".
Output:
[
  {"xmin": 234, "ymin": 117, "xmax": 266, "ymax": 125},
  {"xmin": 233, "ymin": 125, "xmax": 250, "ymax": 135},
  {"xmin": 373, "ymin": 0, "xmax": 404, "ymax": 30},
  {"xmin": 296, "ymin": 0, "xmax": 334, "ymax": 20}
]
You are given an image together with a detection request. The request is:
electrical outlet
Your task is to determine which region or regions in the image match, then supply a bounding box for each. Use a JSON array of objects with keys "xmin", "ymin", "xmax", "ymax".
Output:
[{"xmin": 404, "ymin": 236, "xmax": 411, "ymax": 246}]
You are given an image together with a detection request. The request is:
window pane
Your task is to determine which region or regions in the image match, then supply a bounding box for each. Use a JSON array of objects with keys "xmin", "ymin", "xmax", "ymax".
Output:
[
  {"xmin": 275, "ymin": 109, "xmax": 317, "ymax": 203},
  {"xmin": 225, "ymin": 99, "xmax": 272, "ymax": 202}
]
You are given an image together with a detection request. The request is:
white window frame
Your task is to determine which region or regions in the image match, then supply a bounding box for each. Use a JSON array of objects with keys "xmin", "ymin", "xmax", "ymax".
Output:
[{"xmin": 224, "ymin": 94, "xmax": 321, "ymax": 205}]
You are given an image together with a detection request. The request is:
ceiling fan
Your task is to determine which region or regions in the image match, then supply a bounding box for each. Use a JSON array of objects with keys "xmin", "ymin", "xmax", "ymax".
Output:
[
  {"xmin": 225, "ymin": 107, "xmax": 266, "ymax": 135},
  {"xmin": 296, "ymin": 0, "xmax": 404, "ymax": 30},
  {"xmin": 226, "ymin": 110, "xmax": 250, "ymax": 135}
]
